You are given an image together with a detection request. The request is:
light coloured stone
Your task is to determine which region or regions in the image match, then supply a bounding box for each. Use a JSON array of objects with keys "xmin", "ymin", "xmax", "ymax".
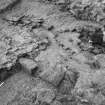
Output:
[{"xmin": 19, "ymin": 58, "xmax": 38, "ymax": 75}]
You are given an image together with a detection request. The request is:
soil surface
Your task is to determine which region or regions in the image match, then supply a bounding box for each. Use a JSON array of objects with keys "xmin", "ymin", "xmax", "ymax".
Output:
[{"xmin": 0, "ymin": 0, "xmax": 105, "ymax": 105}]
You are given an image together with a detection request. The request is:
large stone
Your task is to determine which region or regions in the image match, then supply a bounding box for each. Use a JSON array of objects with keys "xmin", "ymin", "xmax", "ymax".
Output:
[
  {"xmin": 19, "ymin": 58, "xmax": 38, "ymax": 75},
  {"xmin": 40, "ymin": 64, "xmax": 65, "ymax": 86}
]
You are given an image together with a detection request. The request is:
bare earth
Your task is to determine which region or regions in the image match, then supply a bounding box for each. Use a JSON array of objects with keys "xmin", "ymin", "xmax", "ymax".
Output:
[{"xmin": 0, "ymin": 0, "xmax": 105, "ymax": 105}]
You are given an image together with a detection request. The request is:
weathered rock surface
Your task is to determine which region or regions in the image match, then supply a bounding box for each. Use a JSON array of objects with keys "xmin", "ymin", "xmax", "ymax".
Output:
[{"xmin": 0, "ymin": 0, "xmax": 105, "ymax": 105}]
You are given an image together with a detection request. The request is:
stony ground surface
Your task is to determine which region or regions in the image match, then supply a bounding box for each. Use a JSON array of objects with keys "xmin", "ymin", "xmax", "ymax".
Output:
[{"xmin": 1, "ymin": 0, "xmax": 105, "ymax": 105}]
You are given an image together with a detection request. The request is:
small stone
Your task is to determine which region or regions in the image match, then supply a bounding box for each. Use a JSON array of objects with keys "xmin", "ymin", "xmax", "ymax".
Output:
[
  {"xmin": 93, "ymin": 92, "xmax": 105, "ymax": 105},
  {"xmin": 58, "ymin": 80, "xmax": 72, "ymax": 95},
  {"xmin": 58, "ymin": 71, "xmax": 79, "ymax": 95},
  {"xmin": 103, "ymin": 31, "xmax": 105, "ymax": 42},
  {"xmin": 39, "ymin": 64, "xmax": 65, "ymax": 86},
  {"xmin": 40, "ymin": 102, "xmax": 50, "ymax": 105},
  {"xmin": 37, "ymin": 89, "xmax": 55, "ymax": 103},
  {"xmin": 19, "ymin": 58, "xmax": 38, "ymax": 75},
  {"xmin": 101, "ymin": 86, "xmax": 105, "ymax": 96}
]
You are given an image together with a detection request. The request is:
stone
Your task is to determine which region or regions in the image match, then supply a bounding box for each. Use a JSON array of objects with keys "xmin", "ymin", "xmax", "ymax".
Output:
[
  {"xmin": 51, "ymin": 100, "xmax": 62, "ymax": 105},
  {"xmin": 0, "ymin": 0, "xmax": 20, "ymax": 13},
  {"xmin": 19, "ymin": 58, "xmax": 38, "ymax": 75},
  {"xmin": 37, "ymin": 88, "xmax": 55, "ymax": 103},
  {"xmin": 39, "ymin": 64, "xmax": 65, "ymax": 86},
  {"xmin": 58, "ymin": 71, "xmax": 79, "ymax": 95}
]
